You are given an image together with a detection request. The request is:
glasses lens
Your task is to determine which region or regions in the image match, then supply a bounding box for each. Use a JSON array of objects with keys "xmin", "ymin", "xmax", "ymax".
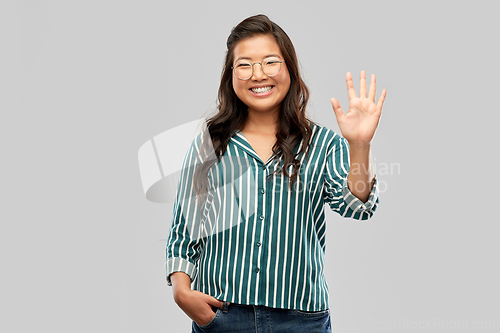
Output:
[
  {"xmin": 263, "ymin": 57, "xmax": 281, "ymax": 76},
  {"xmin": 234, "ymin": 61, "xmax": 252, "ymax": 80}
]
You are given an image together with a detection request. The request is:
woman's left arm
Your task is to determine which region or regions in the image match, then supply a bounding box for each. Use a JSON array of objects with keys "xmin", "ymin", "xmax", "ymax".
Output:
[{"xmin": 331, "ymin": 71, "xmax": 387, "ymax": 203}]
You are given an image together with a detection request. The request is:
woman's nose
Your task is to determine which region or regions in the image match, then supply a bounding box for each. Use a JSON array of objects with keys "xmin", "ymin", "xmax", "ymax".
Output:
[{"xmin": 251, "ymin": 63, "xmax": 266, "ymax": 80}]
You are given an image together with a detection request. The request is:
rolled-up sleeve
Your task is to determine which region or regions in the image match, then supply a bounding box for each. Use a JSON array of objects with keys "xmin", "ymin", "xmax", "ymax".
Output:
[
  {"xmin": 165, "ymin": 135, "xmax": 208, "ymax": 286},
  {"xmin": 322, "ymin": 135, "xmax": 379, "ymax": 220}
]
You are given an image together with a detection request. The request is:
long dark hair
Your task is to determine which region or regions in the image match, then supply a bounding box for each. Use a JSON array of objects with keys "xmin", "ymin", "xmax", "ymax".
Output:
[{"xmin": 193, "ymin": 14, "xmax": 317, "ymax": 201}]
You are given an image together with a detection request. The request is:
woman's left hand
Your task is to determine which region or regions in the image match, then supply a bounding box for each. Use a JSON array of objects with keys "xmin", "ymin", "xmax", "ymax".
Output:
[{"xmin": 331, "ymin": 71, "xmax": 387, "ymax": 145}]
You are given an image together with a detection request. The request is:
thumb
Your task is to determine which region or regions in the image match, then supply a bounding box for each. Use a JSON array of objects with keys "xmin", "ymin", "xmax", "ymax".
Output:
[{"xmin": 330, "ymin": 98, "xmax": 344, "ymax": 121}]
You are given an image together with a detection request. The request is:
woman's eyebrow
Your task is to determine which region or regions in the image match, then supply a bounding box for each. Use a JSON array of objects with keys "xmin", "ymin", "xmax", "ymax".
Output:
[{"xmin": 235, "ymin": 54, "xmax": 281, "ymax": 62}]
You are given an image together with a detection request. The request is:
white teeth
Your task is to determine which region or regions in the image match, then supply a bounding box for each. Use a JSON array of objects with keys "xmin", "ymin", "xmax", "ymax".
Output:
[{"xmin": 251, "ymin": 86, "xmax": 273, "ymax": 93}]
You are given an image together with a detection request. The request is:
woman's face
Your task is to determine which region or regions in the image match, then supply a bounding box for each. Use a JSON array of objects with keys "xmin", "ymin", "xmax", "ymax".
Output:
[{"xmin": 232, "ymin": 34, "xmax": 291, "ymax": 115}]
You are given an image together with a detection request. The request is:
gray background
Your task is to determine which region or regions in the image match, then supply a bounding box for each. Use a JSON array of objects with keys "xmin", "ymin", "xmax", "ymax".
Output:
[{"xmin": 2, "ymin": 0, "xmax": 499, "ymax": 332}]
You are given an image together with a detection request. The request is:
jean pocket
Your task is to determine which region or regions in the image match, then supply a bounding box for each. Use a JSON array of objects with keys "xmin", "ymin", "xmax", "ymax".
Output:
[
  {"xmin": 196, "ymin": 307, "xmax": 222, "ymax": 329},
  {"xmin": 291, "ymin": 308, "xmax": 330, "ymax": 317}
]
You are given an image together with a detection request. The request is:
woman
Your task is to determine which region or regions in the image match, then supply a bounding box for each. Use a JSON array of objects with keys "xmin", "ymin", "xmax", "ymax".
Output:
[{"xmin": 166, "ymin": 14, "xmax": 386, "ymax": 332}]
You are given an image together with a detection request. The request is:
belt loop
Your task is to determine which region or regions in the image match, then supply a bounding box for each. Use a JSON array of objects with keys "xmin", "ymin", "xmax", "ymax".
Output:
[{"xmin": 222, "ymin": 301, "xmax": 229, "ymax": 313}]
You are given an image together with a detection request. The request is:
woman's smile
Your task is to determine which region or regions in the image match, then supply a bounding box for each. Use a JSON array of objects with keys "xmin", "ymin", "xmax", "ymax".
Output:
[{"xmin": 249, "ymin": 85, "xmax": 275, "ymax": 96}]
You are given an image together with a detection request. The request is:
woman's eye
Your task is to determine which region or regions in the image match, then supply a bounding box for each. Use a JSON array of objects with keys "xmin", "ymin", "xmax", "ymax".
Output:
[{"xmin": 236, "ymin": 63, "xmax": 251, "ymax": 68}]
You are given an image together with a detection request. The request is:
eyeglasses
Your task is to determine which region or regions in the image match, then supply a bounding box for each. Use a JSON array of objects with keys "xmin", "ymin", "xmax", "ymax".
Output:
[{"xmin": 231, "ymin": 57, "xmax": 284, "ymax": 80}]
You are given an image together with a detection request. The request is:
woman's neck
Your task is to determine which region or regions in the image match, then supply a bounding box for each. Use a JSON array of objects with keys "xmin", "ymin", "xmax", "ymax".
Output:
[{"xmin": 240, "ymin": 108, "xmax": 279, "ymax": 135}]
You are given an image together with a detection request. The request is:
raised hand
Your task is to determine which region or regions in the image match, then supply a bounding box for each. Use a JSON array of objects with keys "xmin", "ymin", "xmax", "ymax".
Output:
[{"xmin": 331, "ymin": 71, "xmax": 387, "ymax": 145}]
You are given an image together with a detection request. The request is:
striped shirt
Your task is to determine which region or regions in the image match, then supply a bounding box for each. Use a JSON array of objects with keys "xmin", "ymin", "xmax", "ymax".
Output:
[{"xmin": 165, "ymin": 122, "xmax": 379, "ymax": 311}]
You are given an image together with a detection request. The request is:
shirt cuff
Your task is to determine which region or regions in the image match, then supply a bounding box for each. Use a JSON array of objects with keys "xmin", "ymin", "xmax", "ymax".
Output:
[
  {"xmin": 341, "ymin": 174, "xmax": 380, "ymax": 213},
  {"xmin": 165, "ymin": 257, "xmax": 198, "ymax": 286}
]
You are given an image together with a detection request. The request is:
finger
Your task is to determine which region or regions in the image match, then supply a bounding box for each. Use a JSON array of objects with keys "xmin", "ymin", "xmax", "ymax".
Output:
[
  {"xmin": 368, "ymin": 74, "xmax": 376, "ymax": 102},
  {"xmin": 346, "ymin": 72, "xmax": 357, "ymax": 100},
  {"xmin": 330, "ymin": 98, "xmax": 344, "ymax": 120},
  {"xmin": 376, "ymin": 89, "xmax": 387, "ymax": 110},
  {"xmin": 360, "ymin": 71, "xmax": 367, "ymax": 98},
  {"xmin": 209, "ymin": 298, "xmax": 224, "ymax": 308}
]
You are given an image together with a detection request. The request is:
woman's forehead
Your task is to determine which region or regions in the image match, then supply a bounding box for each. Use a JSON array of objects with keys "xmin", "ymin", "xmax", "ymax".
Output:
[{"xmin": 233, "ymin": 35, "xmax": 282, "ymax": 61}]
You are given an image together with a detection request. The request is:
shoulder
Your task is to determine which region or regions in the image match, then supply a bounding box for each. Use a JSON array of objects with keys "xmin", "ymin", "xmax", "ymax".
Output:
[
  {"xmin": 308, "ymin": 121, "xmax": 346, "ymax": 149},
  {"xmin": 188, "ymin": 128, "xmax": 219, "ymax": 165},
  {"xmin": 180, "ymin": 131, "xmax": 206, "ymax": 167},
  {"xmin": 187, "ymin": 129, "xmax": 210, "ymax": 153}
]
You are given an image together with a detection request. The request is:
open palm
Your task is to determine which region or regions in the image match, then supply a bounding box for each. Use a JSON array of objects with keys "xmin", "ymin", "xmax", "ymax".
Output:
[{"xmin": 331, "ymin": 71, "xmax": 387, "ymax": 145}]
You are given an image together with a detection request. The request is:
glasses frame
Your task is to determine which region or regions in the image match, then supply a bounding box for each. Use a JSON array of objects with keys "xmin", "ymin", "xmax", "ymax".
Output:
[{"xmin": 231, "ymin": 57, "xmax": 284, "ymax": 81}]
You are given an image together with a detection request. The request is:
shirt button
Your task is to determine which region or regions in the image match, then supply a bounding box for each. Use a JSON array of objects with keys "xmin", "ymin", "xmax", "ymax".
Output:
[
  {"xmin": 261, "ymin": 189, "xmax": 266, "ymax": 194},
  {"xmin": 256, "ymin": 241, "xmax": 261, "ymax": 247},
  {"xmin": 259, "ymin": 214, "xmax": 264, "ymax": 220},
  {"xmin": 255, "ymin": 267, "xmax": 260, "ymax": 273}
]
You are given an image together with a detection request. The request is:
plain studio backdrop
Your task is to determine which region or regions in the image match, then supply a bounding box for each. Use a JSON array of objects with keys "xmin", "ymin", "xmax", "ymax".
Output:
[{"xmin": 1, "ymin": 1, "xmax": 499, "ymax": 332}]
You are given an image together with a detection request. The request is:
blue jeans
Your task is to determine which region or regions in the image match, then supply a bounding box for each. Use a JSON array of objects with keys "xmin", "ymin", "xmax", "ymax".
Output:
[{"xmin": 192, "ymin": 301, "xmax": 331, "ymax": 333}]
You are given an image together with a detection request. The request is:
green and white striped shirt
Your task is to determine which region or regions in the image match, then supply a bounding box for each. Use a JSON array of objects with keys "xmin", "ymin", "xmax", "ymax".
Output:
[{"xmin": 165, "ymin": 122, "xmax": 379, "ymax": 311}]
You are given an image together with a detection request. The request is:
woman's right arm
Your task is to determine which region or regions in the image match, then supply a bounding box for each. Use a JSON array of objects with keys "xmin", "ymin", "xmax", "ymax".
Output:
[
  {"xmin": 170, "ymin": 271, "xmax": 227, "ymax": 327},
  {"xmin": 170, "ymin": 271, "xmax": 192, "ymax": 303},
  {"xmin": 166, "ymin": 136, "xmax": 229, "ymax": 326}
]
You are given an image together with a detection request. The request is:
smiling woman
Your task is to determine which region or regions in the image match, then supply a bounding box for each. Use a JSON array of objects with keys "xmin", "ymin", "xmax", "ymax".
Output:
[
  {"xmin": 165, "ymin": 13, "xmax": 386, "ymax": 333},
  {"xmin": 197, "ymin": 14, "xmax": 315, "ymax": 195}
]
